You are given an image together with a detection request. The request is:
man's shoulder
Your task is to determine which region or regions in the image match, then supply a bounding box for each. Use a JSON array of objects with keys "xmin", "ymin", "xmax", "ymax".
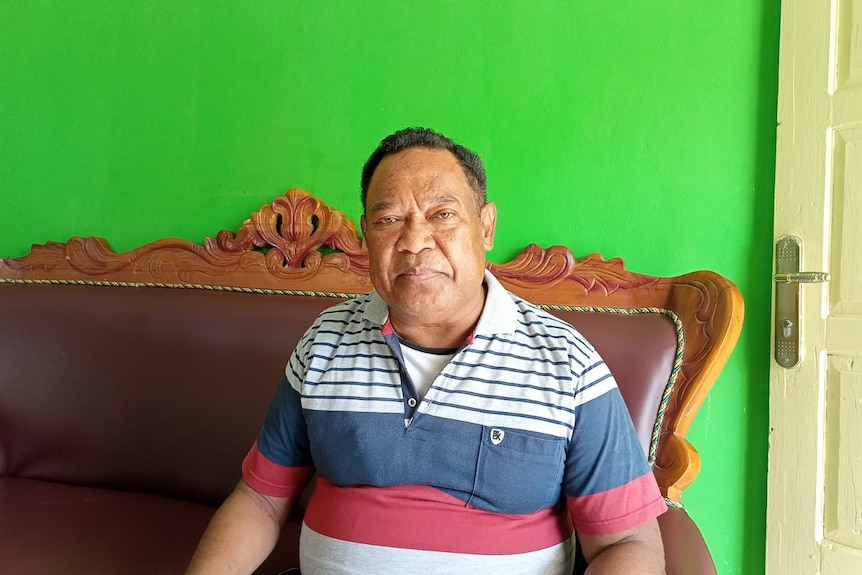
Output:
[
  {"xmin": 508, "ymin": 292, "xmax": 587, "ymax": 336},
  {"xmin": 314, "ymin": 292, "xmax": 376, "ymax": 319},
  {"xmin": 297, "ymin": 293, "xmax": 378, "ymax": 341}
]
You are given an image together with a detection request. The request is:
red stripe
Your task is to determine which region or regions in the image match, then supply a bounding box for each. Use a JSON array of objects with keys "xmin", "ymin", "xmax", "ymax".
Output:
[
  {"xmin": 566, "ymin": 473, "xmax": 667, "ymax": 535},
  {"xmin": 241, "ymin": 442, "xmax": 315, "ymax": 498},
  {"xmin": 304, "ymin": 477, "xmax": 572, "ymax": 554},
  {"xmin": 381, "ymin": 318, "xmax": 396, "ymax": 336}
]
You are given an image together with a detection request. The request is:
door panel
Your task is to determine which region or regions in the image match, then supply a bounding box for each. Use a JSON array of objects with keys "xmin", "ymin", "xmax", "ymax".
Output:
[{"xmin": 767, "ymin": 0, "xmax": 862, "ymax": 573}]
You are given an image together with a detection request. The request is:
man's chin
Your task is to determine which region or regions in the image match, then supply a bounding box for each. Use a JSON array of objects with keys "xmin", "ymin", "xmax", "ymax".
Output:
[{"xmin": 388, "ymin": 291, "xmax": 450, "ymax": 319}]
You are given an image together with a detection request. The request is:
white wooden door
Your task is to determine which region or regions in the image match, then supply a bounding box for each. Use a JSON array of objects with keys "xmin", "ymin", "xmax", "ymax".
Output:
[{"xmin": 767, "ymin": 0, "xmax": 862, "ymax": 574}]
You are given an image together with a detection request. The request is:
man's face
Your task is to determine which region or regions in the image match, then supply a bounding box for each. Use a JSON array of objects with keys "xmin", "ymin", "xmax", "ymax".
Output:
[{"xmin": 360, "ymin": 147, "xmax": 496, "ymax": 329}]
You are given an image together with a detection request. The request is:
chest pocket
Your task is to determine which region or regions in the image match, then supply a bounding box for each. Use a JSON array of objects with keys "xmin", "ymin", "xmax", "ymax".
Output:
[{"xmin": 469, "ymin": 426, "xmax": 566, "ymax": 514}]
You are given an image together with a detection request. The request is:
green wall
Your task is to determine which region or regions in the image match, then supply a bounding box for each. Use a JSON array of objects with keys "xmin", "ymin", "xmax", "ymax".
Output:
[{"xmin": 0, "ymin": 2, "xmax": 778, "ymax": 572}]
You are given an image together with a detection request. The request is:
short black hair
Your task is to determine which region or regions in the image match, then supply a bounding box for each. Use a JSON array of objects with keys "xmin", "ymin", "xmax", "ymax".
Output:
[{"xmin": 360, "ymin": 127, "xmax": 487, "ymax": 212}]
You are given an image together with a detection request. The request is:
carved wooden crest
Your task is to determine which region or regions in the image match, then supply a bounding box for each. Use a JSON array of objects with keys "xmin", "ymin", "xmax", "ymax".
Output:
[{"xmin": 0, "ymin": 189, "xmax": 372, "ymax": 293}]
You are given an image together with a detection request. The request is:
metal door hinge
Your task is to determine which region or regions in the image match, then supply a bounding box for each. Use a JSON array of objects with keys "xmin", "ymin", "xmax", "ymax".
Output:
[{"xmin": 773, "ymin": 236, "xmax": 830, "ymax": 368}]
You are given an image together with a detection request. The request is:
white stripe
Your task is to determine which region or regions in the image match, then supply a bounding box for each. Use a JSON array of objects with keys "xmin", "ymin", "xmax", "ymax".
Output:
[
  {"xmin": 299, "ymin": 523, "xmax": 575, "ymax": 575},
  {"xmin": 572, "ymin": 376, "xmax": 618, "ymax": 408}
]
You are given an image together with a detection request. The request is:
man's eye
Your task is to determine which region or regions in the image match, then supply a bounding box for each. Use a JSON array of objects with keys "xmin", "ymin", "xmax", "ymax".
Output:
[
  {"xmin": 436, "ymin": 211, "xmax": 454, "ymax": 219},
  {"xmin": 377, "ymin": 216, "xmax": 398, "ymax": 225}
]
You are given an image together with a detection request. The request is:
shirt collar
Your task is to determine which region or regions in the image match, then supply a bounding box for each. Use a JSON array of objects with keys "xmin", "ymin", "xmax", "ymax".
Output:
[{"xmin": 363, "ymin": 269, "xmax": 518, "ymax": 337}]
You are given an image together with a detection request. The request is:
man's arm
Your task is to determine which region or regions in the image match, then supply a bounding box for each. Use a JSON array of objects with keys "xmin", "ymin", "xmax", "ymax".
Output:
[
  {"xmin": 578, "ymin": 518, "xmax": 665, "ymax": 574},
  {"xmin": 185, "ymin": 479, "xmax": 294, "ymax": 575}
]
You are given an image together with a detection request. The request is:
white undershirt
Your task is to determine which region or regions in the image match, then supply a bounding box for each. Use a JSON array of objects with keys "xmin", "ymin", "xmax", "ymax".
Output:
[{"xmin": 397, "ymin": 339, "xmax": 455, "ymax": 399}]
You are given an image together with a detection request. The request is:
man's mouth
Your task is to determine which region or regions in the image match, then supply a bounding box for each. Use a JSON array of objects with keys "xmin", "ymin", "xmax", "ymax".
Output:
[{"xmin": 397, "ymin": 267, "xmax": 439, "ymax": 280}]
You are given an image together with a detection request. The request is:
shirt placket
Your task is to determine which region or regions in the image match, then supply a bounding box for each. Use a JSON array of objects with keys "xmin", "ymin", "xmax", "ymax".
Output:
[{"xmin": 382, "ymin": 331, "xmax": 420, "ymax": 424}]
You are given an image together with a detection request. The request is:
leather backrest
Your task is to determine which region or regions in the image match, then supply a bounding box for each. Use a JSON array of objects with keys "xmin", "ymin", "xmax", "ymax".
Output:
[
  {"xmin": 551, "ymin": 310, "xmax": 678, "ymax": 458},
  {"xmin": 0, "ymin": 283, "xmax": 677, "ymax": 506},
  {"xmin": 0, "ymin": 283, "xmax": 341, "ymax": 506}
]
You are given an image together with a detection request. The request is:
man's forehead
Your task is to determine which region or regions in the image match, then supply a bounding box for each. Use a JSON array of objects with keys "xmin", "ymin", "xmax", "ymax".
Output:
[
  {"xmin": 367, "ymin": 149, "xmax": 471, "ymax": 198},
  {"xmin": 378, "ymin": 145, "xmax": 453, "ymax": 169}
]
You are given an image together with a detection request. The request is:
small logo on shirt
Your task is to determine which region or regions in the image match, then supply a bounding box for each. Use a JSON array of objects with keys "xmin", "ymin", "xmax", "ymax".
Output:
[{"xmin": 490, "ymin": 428, "xmax": 505, "ymax": 445}]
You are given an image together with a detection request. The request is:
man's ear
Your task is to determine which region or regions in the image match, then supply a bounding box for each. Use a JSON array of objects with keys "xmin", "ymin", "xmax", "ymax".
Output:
[
  {"xmin": 480, "ymin": 203, "xmax": 497, "ymax": 251},
  {"xmin": 360, "ymin": 215, "xmax": 367, "ymax": 236}
]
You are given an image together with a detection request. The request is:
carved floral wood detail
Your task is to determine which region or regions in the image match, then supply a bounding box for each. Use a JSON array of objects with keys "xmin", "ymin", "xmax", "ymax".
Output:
[
  {"xmin": 0, "ymin": 189, "xmax": 371, "ymax": 290},
  {"xmin": 0, "ymin": 188, "xmax": 743, "ymax": 502},
  {"xmin": 212, "ymin": 189, "xmax": 369, "ymax": 273},
  {"xmin": 488, "ymin": 244, "xmax": 659, "ymax": 294}
]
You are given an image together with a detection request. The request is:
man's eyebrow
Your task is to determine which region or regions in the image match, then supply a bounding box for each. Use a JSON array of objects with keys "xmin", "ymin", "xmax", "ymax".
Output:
[
  {"xmin": 368, "ymin": 194, "xmax": 462, "ymax": 214},
  {"xmin": 368, "ymin": 200, "xmax": 395, "ymax": 214},
  {"xmin": 431, "ymin": 194, "xmax": 461, "ymax": 206}
]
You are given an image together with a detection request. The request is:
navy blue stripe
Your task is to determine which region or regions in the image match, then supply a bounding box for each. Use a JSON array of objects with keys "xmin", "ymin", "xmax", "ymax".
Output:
[
  {"xmin": 473, "ymin": 333, "xmax": 568, "ymax": 353},
  {"xmin": 516, "ymin": 325, "xmax": 592, "ymax": 358},
  {"xmin": 513, "ymin": 309, "xmax": 594, "ymax": 356},
  {"xmin": 459, "ymin": 346, "xmax": 570, "ymax": 367},
  {"xmin": 304, "ymin": 394, "xmax": 403, "ymax": 403},
  {"xmin": 306, "ymin": 380, "xmax": 399, "ymax": 391},
  {"xmin": 313, "ymin": 310, "xmax": 367, "ymax": 329},
  {"xmin": 578, "ymin": 372, "xmax": 614, "ymax": 393},
  {"xmin": 308, "ymin": 351, "xmax": 393, "ymax": 362},
  {"xmin": 311, "ymin": 338, "xmax": 386, "ymax": 351},
  {"xmin": 307, "ymin": 365, "xmax": 399, "ymax": 375},
  {"xmin": 582, "ymin": 360, "xmax": 606, "ymax": 375},
  {"xmin": 316, "ymin": 327, "xmax": 364, "ymax": 338},
  {"xmin": 517, "ymin": 316, "xmax": 583, "ymax": 338},
  {"xmin": 433, "ymin": 386, "xmax": 576, "ymax": 415},
  {"xmin": 334, "ymin": 351, "xmax": 393, "ymax": 360},
  {"xmin": 429, "ymin": 399, "xmax": 575, "ymax": 432},
  {"xmin": 471, "ymin": 336, "xmax": 588, "ymax": 370},
  {"xmin": 525, "ymin": 313, "xmax": 589, "ymax": 340},
  {"xmin": 565, "ymin": 354, "xmax": 586, "ymax": 371},
  {"xmin": 317, "ymin": 306, "xmax": 353, "ymax": 323},
  {"xmin": 440, "ymin": 372, "xmax": 573, "ymax": 397},
  {"xmin": 447, "ymin": 361, "xmax": 570, "ymax": 382},
  {"xmin": 288, "ymin": 362, "xmax": 305, "ymax": 383}
]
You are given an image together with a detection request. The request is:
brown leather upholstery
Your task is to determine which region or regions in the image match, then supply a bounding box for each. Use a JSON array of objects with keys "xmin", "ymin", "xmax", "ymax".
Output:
[
  {"xmin": 0, "ymin": 477, "xmax": 304, "ymax": 574},
  {"xmin": 0, "ymin": 283, "xmax": 334, "ymax": 571},
  {"xmin": 554, "ymin": 310, "xmax": 678, "ymax": 458},
  {"xmin": 0, "ymin": 189, "xmax": 741, "ymax": 574},
  {"xmin": 0, "ymin": 284, "xmax": 337, "ymax": 501}
]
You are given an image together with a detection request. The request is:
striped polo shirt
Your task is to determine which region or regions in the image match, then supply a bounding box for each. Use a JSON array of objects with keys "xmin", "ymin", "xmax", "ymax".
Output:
[{"xmin": 243, "ymin": 271, "xmax": 666, "ymax": 574}]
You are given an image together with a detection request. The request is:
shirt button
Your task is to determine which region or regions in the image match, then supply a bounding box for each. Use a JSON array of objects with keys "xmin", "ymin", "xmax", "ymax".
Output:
[{"xmin": 407, "ymin": 397, "xmax": 417, "ymax": 408}]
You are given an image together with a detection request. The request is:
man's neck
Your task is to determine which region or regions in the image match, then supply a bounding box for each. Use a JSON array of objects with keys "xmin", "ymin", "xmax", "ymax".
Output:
[
  {"xmin": 390, "ymin": 322, "xmax": 472, "ymax": 350},
  {"xmin": 388, "ymin": 284, "xmax": 487, "ymax": 349}
]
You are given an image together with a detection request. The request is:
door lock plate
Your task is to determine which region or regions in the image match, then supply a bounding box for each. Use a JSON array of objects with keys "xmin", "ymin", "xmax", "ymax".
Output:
[
  {"xmin": 773, "ymin": 235, "xmax": 830, "ymax": 368},
  {"xmin": 774, "ymin": 236, "xmax": 800, "ymax": 367}
]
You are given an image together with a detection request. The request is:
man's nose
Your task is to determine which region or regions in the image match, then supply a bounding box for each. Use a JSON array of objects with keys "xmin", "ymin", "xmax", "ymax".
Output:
[{"xmin": 396, "ymin": 219, "xmax": 435, "ymax": 253}]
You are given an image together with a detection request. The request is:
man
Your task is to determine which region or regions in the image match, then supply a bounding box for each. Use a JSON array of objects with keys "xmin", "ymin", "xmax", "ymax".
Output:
[{"xmin": 186, "ymin": 127, "xmax": 667, "ymax": 574}]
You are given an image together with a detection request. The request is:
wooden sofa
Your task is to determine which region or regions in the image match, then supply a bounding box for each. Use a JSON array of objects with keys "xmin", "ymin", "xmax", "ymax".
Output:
[{"xmin": 0, "ymin": 189, "xmax": 743, "ymax": 574}]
